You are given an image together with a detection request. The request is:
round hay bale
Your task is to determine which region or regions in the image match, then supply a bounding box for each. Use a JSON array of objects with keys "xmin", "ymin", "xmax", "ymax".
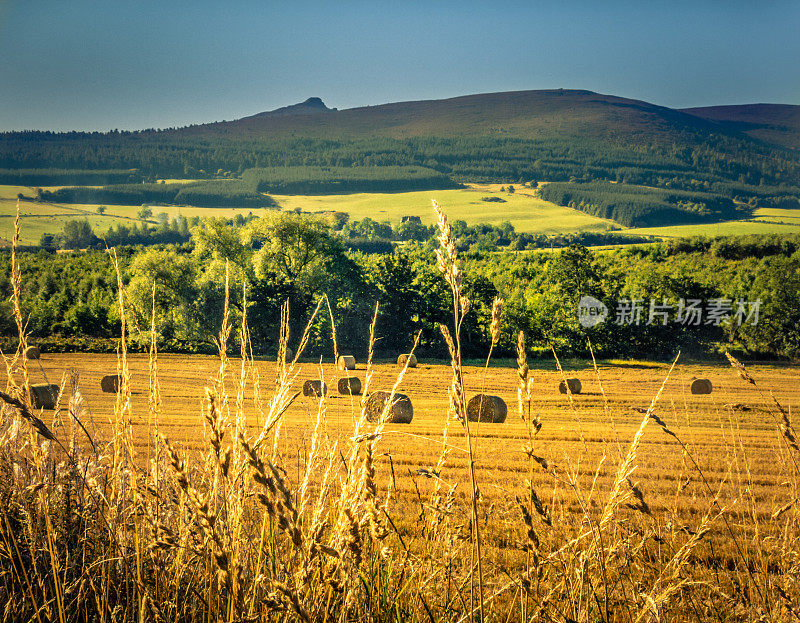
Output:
[
  {"xmin": 24, "ymin": 346, "xmax": 40, "ymax": 360},
  {"xmin": 337, "ymin": 376, "xmax": 362, "ymax": 395},
  {"xmin": 338, "ymin": 355, "xmax": 356, "ymax": 370},
  {"xmin": 397, "ymin": 353, "xmax": 417, "ymax": 368},
  {"xmin": 276, "ymin": 345, "xmax": 294, "ymax": 362},
  {"xmin": 100, "ymin": 374, "xmax": 122, "ymax": 393},
  {"xmin": 467, "ymin": 394, "xmax": 507, "ymax": 423},
  {"xmin": 303, "ymin": 379, "xmax": 327, "ymax": 398},
  {"xmin": 29, "ymin": 384, "xmax": 59, "ymax": 410},
  {"xmin": 690, "ymin": 378, "xmax": 712, "ymax": 395},
  {"xmin": 365, "ymin": 391, "xmax": 413, "ymax": 424},
  {"xmin": 558, "ymin": 378, "xmax": 582, "ymax": 394}
]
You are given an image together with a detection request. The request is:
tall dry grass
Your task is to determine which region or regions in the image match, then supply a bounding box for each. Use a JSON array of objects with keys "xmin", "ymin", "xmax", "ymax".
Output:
[{"xmin": 1, "ymin": 200, "xmax": 800, "ymax": 621}]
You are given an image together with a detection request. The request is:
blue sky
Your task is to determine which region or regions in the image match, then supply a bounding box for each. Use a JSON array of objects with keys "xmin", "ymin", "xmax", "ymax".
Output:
[{"xmin": 1, "ymin": 0, "xmax": 798, "ymax": 131}]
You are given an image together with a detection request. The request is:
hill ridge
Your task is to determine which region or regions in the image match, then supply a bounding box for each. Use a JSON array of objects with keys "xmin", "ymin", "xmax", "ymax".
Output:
[{"xmin": 681, "ymin": 103, "xmax": 800, "ymax": 150}]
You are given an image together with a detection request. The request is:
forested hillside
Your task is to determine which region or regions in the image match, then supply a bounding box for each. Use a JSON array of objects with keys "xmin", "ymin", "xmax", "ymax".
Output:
[
  {"xmin": 683, "ymin": 103, "xmax": 800, "ymax": 150},
  {"xmin": 0, "ymin": 168, "xmax": 143, "ymax": 185},
  {"xmin": 539, "ymin": 182, "xmax": 743, "ymax": 227}
]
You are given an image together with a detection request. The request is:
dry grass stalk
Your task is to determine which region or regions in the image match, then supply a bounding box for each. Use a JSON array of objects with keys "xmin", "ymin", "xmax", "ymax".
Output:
[
  {"xmin": 433, "ymin": 198, "xmax": 485, "ymax": 621},
  {"xmin": 726, "ymin": 351, "xmax": 800, "ymax": 465},
  {"xmin": 600, "ymin": 353, "xmax": 680, "ymax": 529},
  {"xmin": 516, "ymin": 331, "xmax": 540, "ymax": 437}
]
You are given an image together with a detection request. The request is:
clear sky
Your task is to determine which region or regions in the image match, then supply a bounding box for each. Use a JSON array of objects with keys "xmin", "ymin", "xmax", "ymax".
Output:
[{"xmin": 1, "ymin": 0, "xmax": 798, "ymax": 131}]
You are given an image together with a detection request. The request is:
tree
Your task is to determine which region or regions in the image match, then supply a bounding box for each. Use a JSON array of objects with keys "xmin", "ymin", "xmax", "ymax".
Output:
[
  {"xmin": 191, "ymin": 217, "xmax": 250, "ymax": 268},
  {"xmin": 369, "ymin": 251, "xmax": 423, "ymax": 351},
  {"xmin": 244, "ymin": 213, "xmax": 341, "ymax": 285},
  {"xmin": 138, "ymin": 206, "xmax": 153, "ymax": 220},
  {"xmin": 397, "ymin": 219, "xmax": 432, "ymax": 242},
  {"xmin": 39, "ymin": 233, "xmax": 56, "ymax": 251},
  {"xmin": 738, "ymin": 256, "xmax": 800, "ymax": 357},
  {"xmin": 61, "ymin": 219, "xmax": 97, "ymax": 249},
  {"xmin": 547, "ymin": 244, "xmax": 602, "ymax": 306},
  {"xmin": 507, "ymin": 185, "xmax": 515, "ymax": 194},
  {"xmin": 127, "ymin": 249, "xmax": 199, "ymax": 340},
  {"xmin": 96, "ymin": 205, "xmax": 106, "ymax": 215}
]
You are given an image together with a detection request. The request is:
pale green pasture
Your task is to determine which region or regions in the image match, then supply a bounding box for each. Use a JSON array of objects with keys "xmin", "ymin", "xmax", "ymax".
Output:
[
  {"xmin": 271, "ymin": 185, "xmax": 617, "ymax": 234},
  {"xmin": 100, "ymin": 204, "xmax": 265, "ymax": 220},
  {"xmin": 0, "ymin": 199, "xmax": 132, "ymax": 245},
  {"xmin": 0, "ymin": 185, "xmax": 30, "ymax": 200},
  {"xmin": 4, "ymin": 182, "xmax": 800, "ymax": 247}
]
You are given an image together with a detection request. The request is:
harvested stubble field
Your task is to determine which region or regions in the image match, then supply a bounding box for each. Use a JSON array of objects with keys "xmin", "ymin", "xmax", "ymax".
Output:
[
  {"xmin": 5, "ymin": 201, "xmax": 800, "ymax": 620},
  {"xmin": 16, "ymin": 353, "xmax": 800, "ymax": 580}
]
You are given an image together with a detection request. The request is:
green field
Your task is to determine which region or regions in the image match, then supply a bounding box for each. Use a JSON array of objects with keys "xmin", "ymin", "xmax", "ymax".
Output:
[
  {"xmin": 0, "ymin": 183, "xmax": 619, "ymax": 245},
  {"xmin": 0, "ymin": 185, "xmax": 271, "ymax": 245},
  {"xmin": 622, "ymin": 209, "xmax": 800, "ymax": 238},
  {"xmin": 4, "ymin": 182, "xmax": 800, "ymax": 246},
  {"xmin": 271, "ymin": 184, "xmax": 619, "ymax": 232}
]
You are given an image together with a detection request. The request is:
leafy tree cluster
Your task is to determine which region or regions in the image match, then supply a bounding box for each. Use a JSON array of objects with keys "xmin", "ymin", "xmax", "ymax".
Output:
[
  {"xmin": 50, "ymin": 212, "xmax": 266, "ymax": 250},
  {"xmin": 103, "ymin": 215, "xmax": 193, "ymax": 247},
  {"xmin": 337, "ymin": 216, "xmax": 653, "ymax": 252},
  {"xmin": 8, "ymin": 212, "xmax": 800, "ymax": 359},
  {"xmin": 241, "ymin": 166, "xmax": 461, "ymax": 194},
  {"xmin": 0, "ymin": 249, "xmax": 124, "ymax": 339},
  {"xmin": 539, "ymin": 181, "xmax": 745, "ymax": 227},
  {"xmin": 47, "ymin": 216, "xmax": 195, "ymax": 250}
]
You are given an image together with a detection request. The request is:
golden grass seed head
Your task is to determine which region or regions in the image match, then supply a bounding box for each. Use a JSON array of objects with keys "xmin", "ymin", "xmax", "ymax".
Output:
[
  {"xmin": 725, "ymin": 351, "xmax": 756, "ymax": 385},
  {"xmin": 490, "ymin": 297, "xmax": 504, "ymax": 345}
]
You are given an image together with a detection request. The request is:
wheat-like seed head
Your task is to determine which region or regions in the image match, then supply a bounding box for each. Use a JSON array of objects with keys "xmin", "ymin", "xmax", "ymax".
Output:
[
  {"xmin": 725, "ymin": 351, "xmax": 755, "ymax": 385},
  {"xmin": 490, "ymin": 297, "xmax": 504, "ymax": 346}
]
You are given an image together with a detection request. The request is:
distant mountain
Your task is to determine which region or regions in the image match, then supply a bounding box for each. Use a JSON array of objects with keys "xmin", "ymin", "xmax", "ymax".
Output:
[
  {"xmin": 2, "ymin": 89, "xmax": 799, "ymax": 228},
  {"xmin": 246, "ymin": 97, "xmax": 336, "ymax": 119},
  {"xmin": 187, "ymin": 89, "xmax": 729, "ymax": 144},
  {"xmin": 682, "ymin": 103, "xmax": 800, "ymax": 150}
]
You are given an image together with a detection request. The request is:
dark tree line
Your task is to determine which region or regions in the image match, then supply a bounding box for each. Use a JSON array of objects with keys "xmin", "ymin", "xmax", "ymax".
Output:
[
  {"xmin": 0, "ymin": 168, "xmax": 142, "ymax": 185},
  {"xmin": 242, "ymin": 165, "xmax": 461, "ymax": 194},
  {"xmin": 39, "ymin": 180, "xmax": 276, "ymax": 210},
  {"xmin": 539, "ymin": 181, "xmax": 746, "ymax": 227}
]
